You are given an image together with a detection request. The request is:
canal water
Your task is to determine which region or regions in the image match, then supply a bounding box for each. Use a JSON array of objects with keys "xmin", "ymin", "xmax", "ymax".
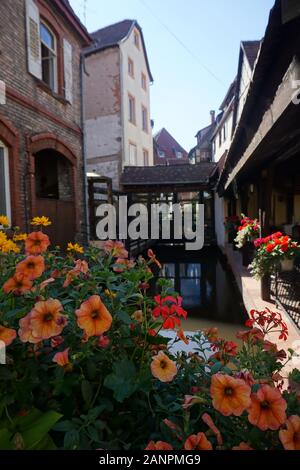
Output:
[{"xmin": 152, "ymin": 245, "xmax": 247, "ymax": 341}]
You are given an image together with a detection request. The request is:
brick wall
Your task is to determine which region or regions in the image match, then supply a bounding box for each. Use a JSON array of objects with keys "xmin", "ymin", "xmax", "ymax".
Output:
[{"xmin": 0, "ymin": 0, "xmax": 88, "ymax": 242}]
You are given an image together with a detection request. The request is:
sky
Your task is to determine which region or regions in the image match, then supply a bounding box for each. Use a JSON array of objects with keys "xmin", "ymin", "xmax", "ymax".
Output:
[{"xmin": 69, "ymin": 0, "xmax": 275, "ymax": 151}]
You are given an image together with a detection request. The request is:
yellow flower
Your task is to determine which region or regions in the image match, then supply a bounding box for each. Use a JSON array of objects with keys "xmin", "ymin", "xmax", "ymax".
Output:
[
  {"xmin": 0, "ymin": 215, "xmax": 9, "ymax": 227},
  {"xmin": 31, "ymin": 216, "xmax": 52, "ymax": 227},
  {"xmin": 13, "ymin": 233, "xmax": 28, "ymax": 242},
  {"xmin": 0, "ymin": 231, "xmax": 8, "ymax": 247},
  {"xmin": 104, "ymin": 289, "xmax": 117, "ymax": 299},
  {"xmin": 67, "ymin": 242, "xmax": 84, "ymax": 254},
  {"xmin": 0, "ymin": 239, "xmax": 20, "ymax": 254}
]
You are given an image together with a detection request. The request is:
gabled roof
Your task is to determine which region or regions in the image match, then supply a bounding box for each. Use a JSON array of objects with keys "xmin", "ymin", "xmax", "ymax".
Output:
[
  {"xmin": 241, "ymin": 40, "xmax": 261, "ymax": 70},
  {"xmin": 53, "ymin": 0, "xmax": 91, "ymax": 45},
  {"xmin": 121, "ymin": 162, "xmax": 216, "ymax": 186},
  {"xmin": 84, "ymin": 19, "xmax": 153, "ymax": 81},
  {"xmin": 154, "ymin": 128, "xmax": 188, "ymax": 159}
]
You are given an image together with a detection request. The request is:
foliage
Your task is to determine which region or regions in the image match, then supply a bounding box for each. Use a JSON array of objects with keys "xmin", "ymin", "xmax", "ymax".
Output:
[
  {"xmin": 234, "ymin": 215, "xmax": 260, "ymax": 249},
  {"xmin": 0, "ymin": 218, "xmax": 300, "ymax": 450},
  {"xmin": 250, "ymin": 232, "xmax": 300, "ymax": 280}
]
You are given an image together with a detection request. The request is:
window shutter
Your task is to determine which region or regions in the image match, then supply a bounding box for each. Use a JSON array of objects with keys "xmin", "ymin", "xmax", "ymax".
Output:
[
  {"xmin": 63, "ymin": 39, "xmax": 73, "ymax": 103},
  {"xmin": 25, "ymin": 0, "xmax": 42, "ymax": 79}
]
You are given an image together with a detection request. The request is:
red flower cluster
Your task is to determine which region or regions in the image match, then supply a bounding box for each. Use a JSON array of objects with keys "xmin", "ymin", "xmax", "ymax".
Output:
[
  {"xmin": 245, "ymin": 307, "xmax": 288, "ymax": 341},
  {"xmin": 254, "ymin": 231, "xmax": 299, "ymax": 255},
  {"xmin": 237, "ymin": 216, "xmax": 260, "ymax": 233},
  {"xmin": 152, "ymin": 295, "xmax": 187, "ymax": 329}
]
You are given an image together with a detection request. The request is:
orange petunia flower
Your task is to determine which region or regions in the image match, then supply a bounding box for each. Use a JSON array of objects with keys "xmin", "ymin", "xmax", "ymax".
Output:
[
  {"xmin": 145, "ymin": 441, "xmax": 173, "ymax": 450},
  {"xmin": 279, "ymin": 415, "xmax": 300, "ymax": 450},
  {"xmin": 25, "ymin": 231, "xmax": 50, "ymax": 255},
  {"xmin": 232, "ymin": 442, "xmax": 253, "ymax": 450},
  {"xmin": 53, "ymin": 348, "xmax": 71, "ymax": 370},
  {"xmin": 76, "ymin": 295, "xmax": 112, "ymax": 338},
  {"xmin": 103, "ymin": 240, "xmax": 128, "ymax": 259},
  {"xmin": 202, "ymin": 413, "xmax": 223, "ymax": 446},
  {"xmin": 150, "ymin": 351, "xmax": 177, "ymax": 383},
  {"xmin": 184, "ymin": 433, "xmax": 213, "ymax": 450},
  {"xmin": 16, "ymin": 255, "xmax": 45, "ymax": 280},
  {"xmin": 2, "ymin": 272, "xmax": 33, "ymax": 294},
  {"xmin": 248, "ymin": 384, "xmax": 287, "ymax": 431},
  {"xmin": 18, "ymin": 312, "xmax": 42, "ymax": 344},
  {"xmin": 177, "ymin": 328, "xmax": 189, "ymax": 345},
  {"xmin": 28, "ymin": 299, "xmax": 67, "ymax": 341},
  {"xmin": 0, "ymin": 325, "xmax": 17, "ymax": 346},
  {"xmin": 210, "ymin": 374, "xmax": 251, "ymax": 416}
]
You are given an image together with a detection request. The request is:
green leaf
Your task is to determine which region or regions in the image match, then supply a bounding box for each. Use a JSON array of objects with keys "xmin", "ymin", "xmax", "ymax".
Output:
[
  {"xmin": 210, "ymin": 361, "xmax": 223, "ymax": 374},
  {"xmin": 64, "ymin": 429, "xmax": 80, "ymax": 450},
  {"xmin": 116, "ymin": 310, "xmax": 132, "ymax": 325},
  {"xmin": 81, "ymin": 380, "xmax": 93, "ymax": 406},
  {"xmin": 104, "ymin": 359, "xmax": 137, "ymax": 403}
]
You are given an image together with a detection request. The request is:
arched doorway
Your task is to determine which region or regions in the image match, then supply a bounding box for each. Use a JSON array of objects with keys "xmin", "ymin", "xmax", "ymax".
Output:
[
  {"xmin": 33, "ymin": 148, "xmax": 76, "ymax": 249},
  {"xmin": 29, "ymin": 133, "xmax": 78, "ymax": 249}
]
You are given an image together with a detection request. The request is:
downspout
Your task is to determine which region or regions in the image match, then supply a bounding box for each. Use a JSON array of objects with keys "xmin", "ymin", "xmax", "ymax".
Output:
[
  {"xmin": 119, "ymin": 45, "xmax": 125, "ymax": 181},
  {"xmin": 80, "ymin": 52, "xmax": 90, "ymax": 244}
]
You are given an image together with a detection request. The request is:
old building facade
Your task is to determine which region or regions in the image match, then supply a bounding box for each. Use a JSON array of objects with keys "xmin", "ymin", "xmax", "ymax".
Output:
[
  {"xmin": 0, "ymin": 0, "xmax": 90, "ymax": 246},
  {"xmin": 84, "ymin": 20, "xmax": 154, "ymax": 189},
  {"xmin": 153, "ymin": 127, "xmax": 188, "ymax": 166}
]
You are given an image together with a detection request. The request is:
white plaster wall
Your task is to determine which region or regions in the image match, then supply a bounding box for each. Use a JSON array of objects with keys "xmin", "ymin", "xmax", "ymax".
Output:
[
  {"xmin": 212, "ymin": 110, "xmax": 233, "ymax": 162},
  {"xmin": 85, "ymin": 115, "xmax": 122, "ymax": 159},
  {"xmin": 236, "ymin": 54, "xmax": 253, "ymax": 124},
  {"xmin": 120, "ymin": 27, "xmax": 153, "ymax": 166}
]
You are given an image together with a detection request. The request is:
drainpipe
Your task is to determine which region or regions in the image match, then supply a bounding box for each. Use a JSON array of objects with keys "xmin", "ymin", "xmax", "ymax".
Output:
[
  {"xmin": 80, "ymin": 52, "xmax": 89, "ymax": 244},
  {"xmin": 119, "ymin": 46, "xmax": 125, "ymax": 181}
]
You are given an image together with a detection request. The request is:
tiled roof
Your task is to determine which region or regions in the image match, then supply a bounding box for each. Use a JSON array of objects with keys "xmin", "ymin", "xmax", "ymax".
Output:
[
  {"xmin": 84, "ymin": 19, "xmax": 153, "ymax": 81},
  {"xmin": 90, "ymin": 19, "xmax": 133, "ymax": 51},
  {"xmin": 242, "ymin": 40, "xmax": 261, "ymax": 69},
  {"xmin": 154, "ymin": 128, "xmax": 188, "ymax": 160},
  {"xmin": 121, "ymin": 162, "xmax": 216, "ymax": 186}
]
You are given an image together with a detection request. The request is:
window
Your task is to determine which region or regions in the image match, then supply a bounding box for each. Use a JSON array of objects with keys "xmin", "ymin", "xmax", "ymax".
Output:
[
  {"xmin": 176, "ymin": 151, "xmax": 183, "ymax": 159},
  {"xmin": 134, "ymin": 30, "xmax": 140, "ymax": 49},
  {"xmin": 142, "ymin": 106, "xmax": 148, "ymax": 132},
  {"xmin": 218, "ymin": 131, "xmax": 222, "ymax": 146},
  {"xmin": 129, "ymin": 142, "xmax": 137, "ymax": 165},
  {"xmin": 0, "ymin": 143, "xmax": 11, "ymax": 223},
  {"xmin": 158, "ymin": 150, "xmax": 165, "ymax": 158},
  {"xmin": 128, "ymin": 94, "xmax": 136, "ymax": 124},
  {"xmin": 40, "ymin": 22, "xmax": 57, "ymax": 91},
  {"xmin": 141, "ymin": 72, "xmax": 147, "ymax": 90},
  {"xmin": 223, "ymin": 124, "xmax": 226, "ymax": 141},
  {"xmin": 128, "ymin": 57, "xmax": 134, "ymax": 77},
  {"xmin": 143, "ymin": 149, "xmax": 149, "ymax": 166},
  {"xmin": 212, "ymin": 140, "xmax": 216, "ymax": 154}
]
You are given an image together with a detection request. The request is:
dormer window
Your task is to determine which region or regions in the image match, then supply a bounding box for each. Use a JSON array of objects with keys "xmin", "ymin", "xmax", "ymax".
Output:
[
  {"xmin": 158, "ymin": 150, "xmax": 165, "ymax": 158},
  {"xmin": 40, "ymin": 22, "xmax": 57, "ymax": 91},
  {"xmin": 176, "ymin": 151, "xmax": 183, "ymax": 159}
]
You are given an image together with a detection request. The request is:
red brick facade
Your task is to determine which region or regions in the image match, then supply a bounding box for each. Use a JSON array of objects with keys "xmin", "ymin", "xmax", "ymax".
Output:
[{"xmin": 0, "ymin": 0, "xmax": 90, "ymax": 244}]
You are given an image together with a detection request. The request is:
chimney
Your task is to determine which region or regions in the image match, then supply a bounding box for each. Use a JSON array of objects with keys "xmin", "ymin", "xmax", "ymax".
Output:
[{"xmin": 210, "ymin": 110, "xmax": 215, "ymax": 123}]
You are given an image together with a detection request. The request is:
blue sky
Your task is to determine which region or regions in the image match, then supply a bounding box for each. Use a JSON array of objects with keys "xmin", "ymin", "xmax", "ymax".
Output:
[{"xmin": 69, "ymin": 0, "xmax": 274, "ymax": 151}]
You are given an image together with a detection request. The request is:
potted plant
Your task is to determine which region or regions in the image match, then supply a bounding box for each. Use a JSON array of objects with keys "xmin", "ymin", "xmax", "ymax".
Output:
[
  {"xmin": 250, "ymin": 232, "xmax": 300, "ymax": 280},
  {"xmin": 234, "ymin": 216, "xmax": 260, "ymax": 266}
]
